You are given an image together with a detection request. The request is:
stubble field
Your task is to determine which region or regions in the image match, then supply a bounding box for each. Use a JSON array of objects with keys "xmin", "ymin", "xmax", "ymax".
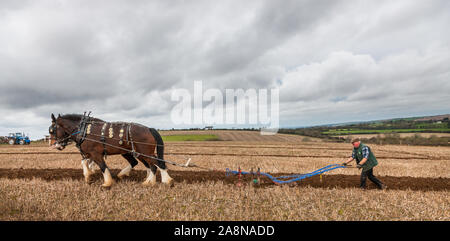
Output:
[{"xmin": 0, "ymin": 131, "xmax": 449, "ymax": 221}]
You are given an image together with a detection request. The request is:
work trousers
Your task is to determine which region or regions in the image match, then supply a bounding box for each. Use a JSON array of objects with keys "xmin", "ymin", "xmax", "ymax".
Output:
[{"xmin": 360, "ymin": 168, "xmax": 383, "ymax": 189}]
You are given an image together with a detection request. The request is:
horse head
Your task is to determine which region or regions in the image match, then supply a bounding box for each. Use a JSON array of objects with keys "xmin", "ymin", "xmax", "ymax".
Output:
[{"xmin": 49, "ymin": 113, "xmax": 71, "ymax": 150}]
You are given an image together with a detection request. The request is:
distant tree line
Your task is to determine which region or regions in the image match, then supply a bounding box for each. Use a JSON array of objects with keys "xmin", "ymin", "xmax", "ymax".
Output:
[
  {"xmin": 278, "ymin": 117, "xmax": 450, "ymax": 146},
  {"xmin": 336, "ymin": 118, "xmax": 449, "ymax": 131},
  {"xmin": 279, "ymin": 128, "xmax": 449, "ymax": 146},
  {"xmin": 352, "ymin": 133, "xmax": 449, "ymax": 146}
]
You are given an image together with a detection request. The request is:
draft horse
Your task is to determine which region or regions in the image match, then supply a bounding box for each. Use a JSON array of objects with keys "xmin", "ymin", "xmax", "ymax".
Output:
[{"xmin": 49, "ymin": 113, "xmax": 173, "ymax": 188}]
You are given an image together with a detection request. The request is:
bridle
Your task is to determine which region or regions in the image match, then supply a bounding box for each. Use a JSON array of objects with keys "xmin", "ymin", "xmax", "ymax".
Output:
[{"xmin": 50, "ymin": 112, "xmax": 91, "ymax": 149}]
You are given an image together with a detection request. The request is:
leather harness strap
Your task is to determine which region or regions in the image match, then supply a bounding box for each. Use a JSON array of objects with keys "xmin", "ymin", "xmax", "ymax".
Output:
[
  {"xmin": 75, "ymin": 113, "xmax": 91, "ymax": 160},
  {"xmin": 128, "ymin": 124, "xmax": 139, "ymax": 158},
  {"xmin": 73, "ymin": 115, "xmax": 142, "ymax": 160},
  {"xmin": 101, "ymin": 122, "xmax": 108, "ymax": 159}
]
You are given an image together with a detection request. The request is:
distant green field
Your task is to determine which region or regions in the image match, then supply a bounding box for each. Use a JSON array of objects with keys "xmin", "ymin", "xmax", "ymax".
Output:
[
  {"xmin": 322, "ymin": 128, "xmax": 450, "ymax": 135},
  {"xmin": 161, "ymin": 134, "xmax": 220, "ymax": 141}
]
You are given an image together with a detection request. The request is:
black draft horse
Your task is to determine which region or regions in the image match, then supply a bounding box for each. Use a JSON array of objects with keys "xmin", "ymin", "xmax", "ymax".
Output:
[{"xmin": 49, "ymin": 113, "xmax": 173, "ymax": 188}]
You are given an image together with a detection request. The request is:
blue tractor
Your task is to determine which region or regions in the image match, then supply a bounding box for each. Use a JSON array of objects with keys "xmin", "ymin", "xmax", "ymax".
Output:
[{"xmin": 8, "ymin": 132, "xmax": 31, "ymax": 145}]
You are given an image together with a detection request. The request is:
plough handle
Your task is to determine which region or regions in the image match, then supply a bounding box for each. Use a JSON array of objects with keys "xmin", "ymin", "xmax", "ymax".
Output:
[{"xmin": 342, "ymin": 164, "xmax": 358, "ymax": 168}]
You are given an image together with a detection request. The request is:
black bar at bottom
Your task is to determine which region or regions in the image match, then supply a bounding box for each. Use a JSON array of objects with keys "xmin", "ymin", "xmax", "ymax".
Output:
[{"xmin": 0, "ymin": 221, "xmax": 446, "ymax": 241}]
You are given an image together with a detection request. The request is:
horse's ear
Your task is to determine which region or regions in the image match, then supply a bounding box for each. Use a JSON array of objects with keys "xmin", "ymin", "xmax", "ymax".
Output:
[{"xmin": 51, "ymin": 113, "xmax": 56, "ymax": 123}]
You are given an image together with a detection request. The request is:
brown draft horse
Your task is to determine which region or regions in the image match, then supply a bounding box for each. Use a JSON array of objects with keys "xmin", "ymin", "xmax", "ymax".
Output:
[{"xmin": 49, "ymin": 113, "xmax": 173, "ymax": 188}]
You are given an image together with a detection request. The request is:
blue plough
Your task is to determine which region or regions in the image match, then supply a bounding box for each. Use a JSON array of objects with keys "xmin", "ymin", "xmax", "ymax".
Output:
[{"xmin": 225, "ymin": 164, "xmax": 348, "ymax": 185}]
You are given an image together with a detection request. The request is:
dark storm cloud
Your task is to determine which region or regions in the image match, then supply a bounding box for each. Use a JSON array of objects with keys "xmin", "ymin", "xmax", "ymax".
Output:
[
  {"xmin": 0, "ymin": 0, "xmax": 341, "ymax": 111},
  {"xmin": 200, "ymin": 0, "xmax": 341, "ymax": 85}
]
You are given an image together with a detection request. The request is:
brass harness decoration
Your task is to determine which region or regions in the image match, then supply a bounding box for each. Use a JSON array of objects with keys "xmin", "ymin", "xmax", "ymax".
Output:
[
  {"xmin": 109, "ymin": 124, "xmax": 114, "ymax": 138},
  {"xmin": 119, "ymin": 123, "xmax": 125, "ymax": 145},
  {"xmin": 80, "ymin": 120, "xmax": 139, "ymax": 159},
  {"xmin": 101, "ymin": 123, "xmax": 108, "ymax": 158},
  {"xmin": 101, "ymin": 123, "xmax": 107, "ymax": 138},
  {"xmin": 86, "ymin": 124, "xmax": 92, "ymax": 135}
]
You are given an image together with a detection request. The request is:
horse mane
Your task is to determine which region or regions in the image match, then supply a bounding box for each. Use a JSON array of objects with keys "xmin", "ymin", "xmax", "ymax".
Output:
[{"xmin": 60, "ymin": 114, "xmax": 104, "ymax": 122}]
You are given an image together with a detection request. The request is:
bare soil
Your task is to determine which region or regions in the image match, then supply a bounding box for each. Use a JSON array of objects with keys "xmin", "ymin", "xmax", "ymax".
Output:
[{"xmin": 1, "ymin": 168, "xmax": 448, "ymax": 192}]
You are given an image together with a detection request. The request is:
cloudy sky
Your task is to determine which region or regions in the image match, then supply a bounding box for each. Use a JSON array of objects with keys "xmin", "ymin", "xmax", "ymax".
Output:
[{"xmin": 1, "ymin": 0, "xmax": 449, "ymax": 139}]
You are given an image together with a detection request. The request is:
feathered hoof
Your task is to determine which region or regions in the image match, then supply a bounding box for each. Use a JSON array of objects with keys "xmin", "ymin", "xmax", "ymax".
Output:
[
  {"xmin": 165, "ymin": 178, "xmax": 175, "ymax": 187},
  {"xmin": 101, "ymin": 180, "xmax": 115, "ymax": 189},
  {"xmin": 101, "ymin": 184, "xmax": 113, "ymax": 190}
]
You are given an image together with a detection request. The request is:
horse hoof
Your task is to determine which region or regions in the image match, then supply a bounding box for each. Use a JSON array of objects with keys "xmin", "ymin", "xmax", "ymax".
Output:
[
  {"xmin": 101, "ymin": 181, "xmax": 114, "ymax": 188},
  {"xmin": 165, "ymin": 179, "xmax": 175, "ymax": 187}
]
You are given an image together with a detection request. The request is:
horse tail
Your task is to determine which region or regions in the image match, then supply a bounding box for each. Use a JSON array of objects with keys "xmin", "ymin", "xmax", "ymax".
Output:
[{"xmin": 149, "ymin": 128, "xmax": 165, "ymax": 167}]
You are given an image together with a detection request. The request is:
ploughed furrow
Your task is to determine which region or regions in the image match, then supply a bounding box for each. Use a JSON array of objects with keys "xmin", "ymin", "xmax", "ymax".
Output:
[
  {"xmin": 0, "ymin": 152, "xmax": 435, "ymax": 159},
  {"xmin": 0, "ymin": 168, "xmax": 448, "ymax": 192}
]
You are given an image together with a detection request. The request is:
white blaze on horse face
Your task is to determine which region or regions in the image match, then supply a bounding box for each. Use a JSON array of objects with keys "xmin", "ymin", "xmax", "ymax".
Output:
[{"xmin": 118, "ymin": 164, "xmax": 133, "ymax": 179}]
